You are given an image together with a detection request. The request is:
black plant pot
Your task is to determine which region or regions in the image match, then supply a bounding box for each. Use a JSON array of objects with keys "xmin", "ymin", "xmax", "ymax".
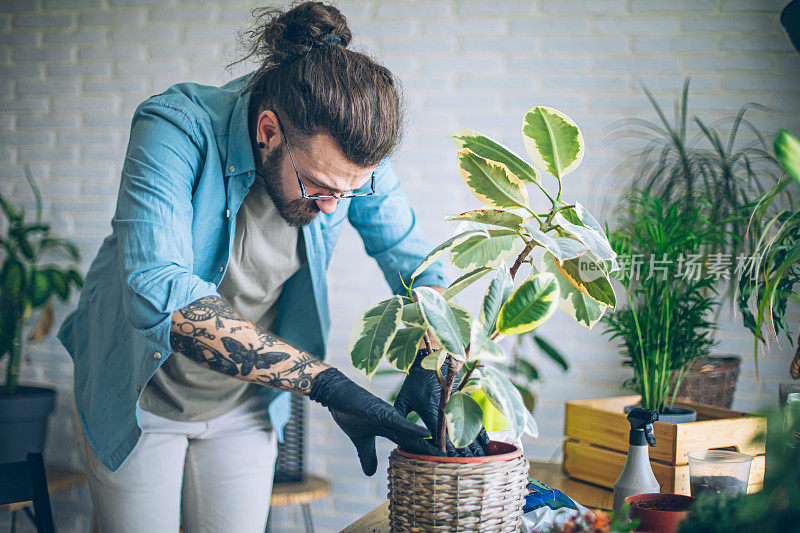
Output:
[{"xmin": 0, "ymin": 386, "xmax": 56, "ymax": 463}]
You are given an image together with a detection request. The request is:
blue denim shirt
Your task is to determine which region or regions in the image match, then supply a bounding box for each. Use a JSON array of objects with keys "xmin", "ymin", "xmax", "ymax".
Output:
[{"xmin": 57, "ymin": 75, "xmax": 447, "ymax": 471}]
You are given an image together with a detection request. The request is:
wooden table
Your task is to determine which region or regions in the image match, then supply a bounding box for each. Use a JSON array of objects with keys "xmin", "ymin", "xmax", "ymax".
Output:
[{"xmin": 340, "ymin": 461, "xmax": 612, "ymax": 533}]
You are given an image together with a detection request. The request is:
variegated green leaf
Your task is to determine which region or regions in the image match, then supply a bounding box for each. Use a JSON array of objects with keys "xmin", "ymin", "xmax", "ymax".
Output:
[
  {"xmin": 412, "ymin": 229, "xmax": 488, "ymax": 279},
  {"xmin": 479, "ymin": 265, "xmax": 514, "ymax": 336},
  {"xmin": 526, "ymin": 224, "xmax": 587, "ymax": 262},
  {"xmin": 549, "ymin": 252, "xmax": 615, "ymax": 307},
  {"xmin": 401, "ymin": 302, "xmax": 425, "ymax": 327},
  {"xmin": 522, "ymin": 106, "xmax": 584, "ymax": 179},
  {"xmin": 348, "ymin": 296, "xmax": 403, "ymax": 379},
  {"xmin": 497, "ymin": 272, "xmax": 560, "ymax": 335},
  {"xmin": 541, "ymin": 252, "xmax": 608, "ymax": 328},
  {"xmin": 447, "ymin": 209, "xmax": 527, "ymax": 231},
  {"xmin": 385, "ymin": 326, "xmax": 425, "ymax": 372},
  {"xmin": 421, "ymin": 348, "xmax": 446, "ymax": 371},
  {"xmin": 442, "ymin": 266, "xmax": 493, "ymax": 301},
  {"xmin": 448, "ymin": 303, "xmax": 472, "ymax": 347},
  {"xmin": 553, "ymin": 212, "xmax": 615, "ymax": 262},
  {"xmin": 456, "ymin": 149, "xmax": 529, "ymax": 209},
  {"xmin": 450, "ymin": 229, "xmax": 525, "ymax": 271},
  {"xmin": 469, "ymin": 320, "xmax": 506, "ymax": 363},
  {"xmin": 481, "ymin": 366, "xmax": 538, "ymax": 440},
  {"xmin": 444, "ymin": 391, "xmax": 485, "ymax": 448},
  {"xmin": 413, "ymin": 287, "xmax": 466, "ymax": 360},
  {"xmin": 452, "ymin": 129, "xmax": 541, "ymax": 184}
]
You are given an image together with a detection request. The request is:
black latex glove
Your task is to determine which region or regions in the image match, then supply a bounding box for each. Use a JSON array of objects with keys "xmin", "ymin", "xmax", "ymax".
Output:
[
  {"xmin": 394, "ymin": 349, "xmax": 490, "ymax": 457},
  {"xmin": 309, "ymin": 367, "xmax": 443, "ymax": 476}
]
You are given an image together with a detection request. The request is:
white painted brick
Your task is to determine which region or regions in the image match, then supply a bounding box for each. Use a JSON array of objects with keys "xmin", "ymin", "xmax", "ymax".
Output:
[
  {"xmin": 509, "ymin": 56, "xmax": 588, "ymax": 71},
  {"xmin": 379, "ymin": 38, "xmax": 456, "ymax": 56},
  {"xmin": 18, "ymin": 78, "xmax": 79, "ymax": 95},
  {"xmin": 631, "ymin": 0, "xmax": 716, "ymax": 12},
  {"xmin": 721, "ymin": 35, "xmax": 793, "ymax": 52},
  {"xmin": 680, "ymin": 54, "xmax": 776, "ymax": 71},
  {"xmin": 544, "ymin": 36, "xmax": 628, "ymax": 54},
  {"xmin": 109, "ymin": 0, "xmax": 166, "ymax": 6},
  {"xmin": 721, "ymin": 0, "xmax": 788, "ymax": 12},
  {"xmin": 52, "ymin": 95, "xmax": 117, "ymax": 111},
  {"xmin": 353, "ymin": 20, "xmax": 416, "ymax": 37},
  {"xmin": 13, "ymin": 12, "xmax": 76, "ymax": 28},
  {"xmin": 421, "ymin": 18, "xmax": 506, "ymax": 36},
  {"xmin": 83, "ymin": 77, "xmax": 148, "ymax": 92},
  {"xmin": 148, "ymin": 5, "xmax": 219, "ymax": 22},
  {"xmin": 543, "ymin": 0, "xmax": 627, "ymax": 14},
  {"xmin": 79, "ymin": 43, "xmax": 144, "ymax": 60},
  {"xmin": 681, "ymin": 14, "xmax": 774, "ymax": 32},
  {"xmin": 18, "ymin": 146, "xmax": 74, "ymax": 161},
  {"xmin": 594, "ymin": 55, "xmax": 680, "ymax": 71},
  {"xmin": 12, "ymin": 46, "xmax": 74, "ymax": 62},
  {"xmin": 18, "ymin": 113, "xmax": 80, "ymax": 127},
  {"xmin": 376, "ymin": 1, "xmax": 451, "ymax": 19},
  {"xmin": 0, "ymin": 129, "xmax": 54, "ymax": 145},
  {"xmin": 721, "ymin": 75, "xmax": 799, "ymax": 91},
  {"xmin": 509, "ymin": 17, "xmax": 590, "ymax": 35},
  {"xmin": 44, "ymin": 0, "xmax": 103, "ymax": 8},
  {"xmin": 79, "ymin": 10, "xmax": 147, "ymax": 26},
  {"xmin": 594, "ymin": 15, "xmax": 680, "ymax": 34},
  {"xmin": 457, "ymin": 0, "xmax": 535, "ymax": 17},
  {"xmin": 148, "ymin": 43, "xmax": 221, "ymax": 60},
  {"xmin": 421, "ymin": 55, "xmax": 504, "ymax": 74},
  {"xmin": 461, "ymin": 36, "xmax": 538, "ymax": 54},
  {"xmin": 0, "ymin": 95, "xmax": 49, "ymax": 111},
  {"xmin": 116, "ymin": 59, "xmax": 185, "ymax": 75},
  {"xmin": 457, "ymin": 74, "xmax": 538, "ymax": 93},
  {"xmin": 218, "ymin": 5, "xmax": 252, "ymax": 24},
  {"xmin": 182, "ymin": 23, "xmax": 238, "ymax": 43},
  {"xmin": 42, "ymin": 28, "xmax": 107, "ymax": 45},
  {"xmin": 633, "ymin": 35, "xmax": 719, "ymax": 53},
  {"xmin": 0, "ymin": 15, "xmax": 10, "ymax": 30},
  {"xmin": 48, "ymin": 62, "xmax": 112, "ymax": 76},
  {"xmin": 0, "ymin": 0, "xmax": 41, "ymax": 13},
  {"xmin": 1, "ymin": 30, "xmax": 41, "ymax": 45},
  {"xmin": 111, "ymin": 25, "xmax": 180, "ymax": 43}
]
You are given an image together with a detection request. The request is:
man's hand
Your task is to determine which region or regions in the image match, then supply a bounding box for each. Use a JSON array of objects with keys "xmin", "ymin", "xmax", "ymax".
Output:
[
  {"xmin": 309, "ymin": 367, "xmax": 442, "ymax": 476},
  {"xmin": 394, "ymin": 349, "xmax": 490, "ymax": 457}
]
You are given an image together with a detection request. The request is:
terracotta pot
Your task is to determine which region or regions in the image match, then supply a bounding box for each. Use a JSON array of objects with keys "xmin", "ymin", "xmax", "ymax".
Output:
[
  {"xmin": 626, "ymin": 493, "xmax": 695, "ymax": 533},
  {"xmin": 388, "ymin": 441, "xmax": 529, "ymax": 532}
]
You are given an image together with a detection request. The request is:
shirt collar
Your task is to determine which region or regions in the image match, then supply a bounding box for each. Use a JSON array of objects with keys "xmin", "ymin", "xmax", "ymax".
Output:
[{"xmin": 224, "ymin": 76, "xmax": 257, "ymax": 179}]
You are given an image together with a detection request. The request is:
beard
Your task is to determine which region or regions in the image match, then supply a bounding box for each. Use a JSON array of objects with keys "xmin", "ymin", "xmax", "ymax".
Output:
[{"xmin": 259, "ymin": 147, "xmax": 320, "ymax": 228}]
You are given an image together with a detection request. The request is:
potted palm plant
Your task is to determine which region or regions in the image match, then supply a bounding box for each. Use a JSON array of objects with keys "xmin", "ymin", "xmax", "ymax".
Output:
[
  {"xmin": 602, "ymin": 191, "xmax": 723, "ymax": 422},
  {"xmin": 612, "ymin": 78, "xmax": 784, "ymax": 407},
  {"xmin": 0, "ymin": 169, "xmax": 84, "ymax": 463},
  {"xmin": 348, "ymin": 107, "xmax": 618, "ymax": 531}
]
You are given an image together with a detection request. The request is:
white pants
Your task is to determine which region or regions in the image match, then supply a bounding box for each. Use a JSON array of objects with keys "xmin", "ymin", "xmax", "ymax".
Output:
[{"xmin": 81, "ymin": 396, "xmax": 277, "ymax": 533}]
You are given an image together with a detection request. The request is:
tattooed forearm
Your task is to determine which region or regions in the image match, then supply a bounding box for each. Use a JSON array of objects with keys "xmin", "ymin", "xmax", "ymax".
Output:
[{"xmin": 170, "ymin": 296, "xmax": 329, "ymax": 394}]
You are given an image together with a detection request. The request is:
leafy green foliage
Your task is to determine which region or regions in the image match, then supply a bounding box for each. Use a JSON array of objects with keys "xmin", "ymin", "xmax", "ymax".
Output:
[
  {"xmin": 602, "ymin": 191, "xmax": 721, "ymax": 412},
  {"xmin": 348, "ymin": 296, "xmax": 403, "ymax": 379},
  {"xmin": 0, "ymin": 169, "xmax": 83, "ymax": 393},
  {"xmin": 350, "ymin": 107, "xmax": 615, "ymax": 452}
]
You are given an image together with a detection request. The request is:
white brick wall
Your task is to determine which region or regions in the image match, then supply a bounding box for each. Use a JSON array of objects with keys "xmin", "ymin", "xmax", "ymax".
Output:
[{"xmin": 1, "ymin": 1, "xmax": 799, "ymax": 531}]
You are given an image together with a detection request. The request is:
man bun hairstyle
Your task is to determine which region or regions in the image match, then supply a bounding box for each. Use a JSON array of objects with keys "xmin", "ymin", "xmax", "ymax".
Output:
[{"xmin": 238, "ymin": 1, "xmax": 403, "ymax": 168}]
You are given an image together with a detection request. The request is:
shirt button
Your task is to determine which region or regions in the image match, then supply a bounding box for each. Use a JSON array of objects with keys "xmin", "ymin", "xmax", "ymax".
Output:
[
  {"xmin": 153, "ymin": 352, "xmax": 162, "ymax": 360},
  {"xmin": 136, "ymin": 385, "xmax": 141, "ymax": 393},
  {"xmin": 219, "ymin": 265, "xmax": 224, "ymax": 273},
  {"xmin": 228, "ymin": 165, "xmax": 236, "ymax": 173},
  {"xmin": 226, "ymin": 209, "xmax": 230, "ymax": 218}
]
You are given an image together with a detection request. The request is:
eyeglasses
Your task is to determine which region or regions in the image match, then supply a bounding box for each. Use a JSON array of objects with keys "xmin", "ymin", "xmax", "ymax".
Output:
[{"xmin": 278, "ymin": 116, "xmax": 376, "ymax": 200}]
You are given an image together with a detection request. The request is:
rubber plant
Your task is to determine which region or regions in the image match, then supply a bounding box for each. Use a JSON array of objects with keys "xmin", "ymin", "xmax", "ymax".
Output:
[
  {"xmin": 1, "ymin": 169, "xmax": 84, "ymax": 395},
  {"xmin": 348, "ymin": 107, "xmax": 618, "ymax": 452},
  {"xmin": 738, "ymin": 129, "xmax": 800, "ymax": 379}
]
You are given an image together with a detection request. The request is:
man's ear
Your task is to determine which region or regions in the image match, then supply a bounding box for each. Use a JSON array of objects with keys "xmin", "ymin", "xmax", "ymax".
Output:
[{"xmin": 256, "ymin": 110, "xmax": 282, "ymax": 150}]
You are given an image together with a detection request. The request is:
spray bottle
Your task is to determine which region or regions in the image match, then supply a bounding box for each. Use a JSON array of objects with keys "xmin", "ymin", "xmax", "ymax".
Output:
[{"xmin": 613, "ymin": 407, "xmax": 660, "ymax": 515}]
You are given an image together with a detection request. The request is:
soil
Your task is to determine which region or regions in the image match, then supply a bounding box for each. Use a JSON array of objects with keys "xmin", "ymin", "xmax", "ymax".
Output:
[
  {"xmin": 690, "ymin": 475, "xmax": 748, "ymax": 497},
  {"xmin": 633, "ymin": 499, "xmax": 693, "ymax": 512}
]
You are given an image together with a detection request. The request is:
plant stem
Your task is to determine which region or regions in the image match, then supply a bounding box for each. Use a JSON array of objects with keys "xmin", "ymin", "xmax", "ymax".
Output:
[
  {"xmin": 510, "ymin": 242, "xmax": 534, "ymax": 279},
  {"xmin": 436, "ymin": 356, "xmax": 464, "ymax": 452},
  {"xmin": 6, "ymin": 324, "xmax": 21, "ymax": 395},
  {"xmin": 456, "ymin": 361, "xmax": 481, "ymax": 392}
]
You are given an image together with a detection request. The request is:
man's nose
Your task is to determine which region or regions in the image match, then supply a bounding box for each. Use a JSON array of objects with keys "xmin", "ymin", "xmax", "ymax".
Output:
[{"xmin": 316, "ymin": 197, "xmax": 338, "ymax": 214}]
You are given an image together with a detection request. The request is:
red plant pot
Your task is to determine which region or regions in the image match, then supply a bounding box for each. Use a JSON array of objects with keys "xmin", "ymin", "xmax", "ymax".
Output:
[{"xmin": 626, "ymin": 493, "xmax": 696, "ymax": 533}]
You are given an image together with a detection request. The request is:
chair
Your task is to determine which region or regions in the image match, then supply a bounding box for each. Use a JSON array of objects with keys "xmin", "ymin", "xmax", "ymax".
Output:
[{"xmin": 0, "ymin": 453, "xmax": 55, "ymax": 533}]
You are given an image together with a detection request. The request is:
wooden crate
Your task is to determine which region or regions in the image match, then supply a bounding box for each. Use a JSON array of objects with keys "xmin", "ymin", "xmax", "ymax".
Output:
[{"xmin": 562, "ymin": 396, "xmax": 766, "ymax": 496}]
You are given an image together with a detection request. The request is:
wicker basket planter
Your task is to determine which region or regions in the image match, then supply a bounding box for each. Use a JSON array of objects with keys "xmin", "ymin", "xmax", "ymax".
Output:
[{"xmin": 387, "ymin": 441, "xmax": 529, "ymax": 532}]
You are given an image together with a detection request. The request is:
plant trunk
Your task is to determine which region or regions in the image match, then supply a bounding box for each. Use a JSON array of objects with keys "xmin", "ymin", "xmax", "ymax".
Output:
[
  {"xmin": 435, "ymin": 357, "xmax": 464, "ymax": 452},
  {"xmin": 6, "ymin": 324, "xmax": 22, "ymax": 395}
]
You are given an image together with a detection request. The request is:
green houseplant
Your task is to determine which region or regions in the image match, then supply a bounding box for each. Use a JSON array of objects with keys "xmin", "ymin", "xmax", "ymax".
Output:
[
  {"xmin": 602, "ymin": 191, "xmax": 722, "ymax": 418},
  {"xmin": 347, "ymin": 106, "xmax": 618, "ymax": 530},
  {"xmin": 738, "ymin": 129, "xmax": 800, "ymax": 379},
  {"xmin": 0, "ymin": 169, "xmax": 84, "ymax": 462}
]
